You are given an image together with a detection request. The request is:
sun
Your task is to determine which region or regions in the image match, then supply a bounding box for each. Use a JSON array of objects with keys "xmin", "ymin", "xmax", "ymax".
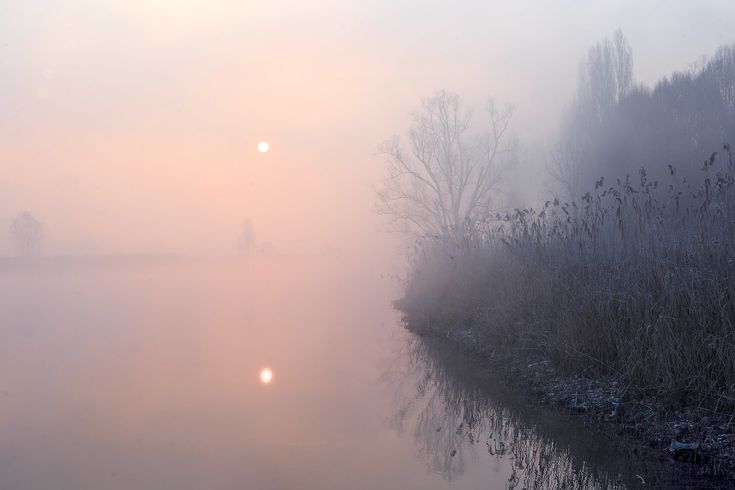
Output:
[
  {"xmin": 257, "ymin": 141, "xmax": 270, "ymax": 153},
  {"xmin": 260, "ymin": 368, "xmax": 273, "ymax": 384}
]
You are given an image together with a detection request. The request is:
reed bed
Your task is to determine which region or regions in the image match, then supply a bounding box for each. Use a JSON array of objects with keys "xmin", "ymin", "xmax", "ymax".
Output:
[{"xmin": 403, "ymin": 145, "xmax": 735, "ymax": 409}]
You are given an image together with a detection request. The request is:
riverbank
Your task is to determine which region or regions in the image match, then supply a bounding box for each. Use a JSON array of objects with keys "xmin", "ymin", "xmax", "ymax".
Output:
[
  {"xmin": 395, "ymin": 297, "xmax": 735, "ymax": 483},
  {"xmin": 392, "ymin": 147, "xmax": 735, "ymax": 482}
]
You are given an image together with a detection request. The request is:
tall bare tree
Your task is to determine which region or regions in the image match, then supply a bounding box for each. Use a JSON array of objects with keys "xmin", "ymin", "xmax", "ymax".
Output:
[
  {"xmin": 9, "ymin": 211, "xmax": 43, "ymax": 257},
  {"xmin": 547, "ymin": 130, "xmax": 585, "ymax": 202},
  {"xmin": 577, "ymin": 29, "xmax": 633, "ymax": 125},
  {"xmin": 377, "ymin": 91, "xmax": 518, "ymax": 238},
  {"xmin": 548, "ymin": 29, "xmax": 633, "ymax": 199}
]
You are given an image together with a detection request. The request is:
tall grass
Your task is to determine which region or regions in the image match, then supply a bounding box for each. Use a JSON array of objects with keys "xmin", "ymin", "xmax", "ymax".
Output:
[{"xmin": 402, "ymin": 145, "xmax": 735, "ymax": 408}]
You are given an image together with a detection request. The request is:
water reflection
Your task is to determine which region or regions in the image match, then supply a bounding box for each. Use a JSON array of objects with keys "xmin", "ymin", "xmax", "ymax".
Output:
[
  {"xmin": 387, "ymin": 333, "xmax": 711, "ymax": 489},
  {"xmin": 0, "ymin": 258, "xmax": 721, "ymax": 489}
]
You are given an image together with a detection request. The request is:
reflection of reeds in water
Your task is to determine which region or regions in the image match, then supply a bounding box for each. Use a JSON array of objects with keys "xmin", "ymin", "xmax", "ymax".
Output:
[{"xmin": 387, "ymin": 334, "xmax": 628, "ymax": 489}]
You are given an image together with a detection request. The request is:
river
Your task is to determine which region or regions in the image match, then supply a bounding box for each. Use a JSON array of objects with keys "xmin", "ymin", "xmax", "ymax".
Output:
[{"xmin": 0, "ymin": 258, "xmax": 721, "ymax": 489}]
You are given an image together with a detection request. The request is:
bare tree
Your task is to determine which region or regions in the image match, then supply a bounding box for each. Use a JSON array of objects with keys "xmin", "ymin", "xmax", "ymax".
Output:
[
  {"xmin": 548, "ymin": 29, "xmax": 633, "ymax": 199},
  {"xmin": 577, "ymin": 29, "xmax": 633, "ymax": 125},
  {"xmin": 9, "ymin": 211, "xmax": 43, "ymax": 257},
  {"xmin": 377, "ymin": 91, "xmax": 518, "ymax": 238},
  {"xmin": 547, "ymin": 133, "xmax": 585, "ymax": 202},
  {"xmin": 612, "ymin": 29, "xmax": 634, "ymax": 101}
]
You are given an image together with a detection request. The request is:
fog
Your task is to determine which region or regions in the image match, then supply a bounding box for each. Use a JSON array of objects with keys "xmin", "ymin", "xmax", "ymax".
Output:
[
  {"xmin": 3, "ymin": 2, "xmax": 735, "ymax": 488},
  {"xmin": 2, "ymin": 1, "xmax": 734, "ymax": 258}
]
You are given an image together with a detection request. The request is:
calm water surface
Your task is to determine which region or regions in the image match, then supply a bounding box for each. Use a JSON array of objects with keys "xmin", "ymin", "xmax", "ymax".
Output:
[{"xmin": 0, "ymin": 258, "xmax": 716, "ymax": 489}]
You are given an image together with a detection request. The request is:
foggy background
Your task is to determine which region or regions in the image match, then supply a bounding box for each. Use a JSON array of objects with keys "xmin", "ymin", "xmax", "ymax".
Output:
[
  {"xmin": 3, "ymin": 3, "xmax": 735, "ymax": 488},
  {"xmin": 2, "ymin": 0, "xmax": 734, "ymax": 259}
]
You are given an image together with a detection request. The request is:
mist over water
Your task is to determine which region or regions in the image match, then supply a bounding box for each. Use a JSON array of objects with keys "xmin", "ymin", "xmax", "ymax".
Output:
[
  {"xmin": 0, "ymin": 258, "xmax": 401, "ymax": 489},
  {"xmin": 0, "ymin": 258, "xmax": 715, "ymax": 489},
  {"xmin": 3, "ymin": 1, "xmax": 735, "ymax": 488}
]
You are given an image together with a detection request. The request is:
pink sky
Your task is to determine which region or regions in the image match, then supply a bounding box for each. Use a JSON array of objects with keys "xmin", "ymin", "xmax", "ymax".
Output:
[{"xmin": 1, "ymin": 0, "xmax": 733, "ymax": 257}]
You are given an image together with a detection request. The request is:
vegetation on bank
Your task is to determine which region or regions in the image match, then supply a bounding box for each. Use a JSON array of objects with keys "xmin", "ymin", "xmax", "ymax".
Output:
[
  {"xmin": 377, "ymin": 28, "xmax": 735, "ymax": 480},
  {"xmin": 400, "ymin": 145, "xmax": 735, "ymax": 411},
  {"xmin": 383, "ymin": 34, "xmax": 735, "ymax": 415}
]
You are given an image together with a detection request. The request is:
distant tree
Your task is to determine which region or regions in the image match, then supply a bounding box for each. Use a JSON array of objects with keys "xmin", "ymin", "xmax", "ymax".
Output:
[
  {"xmin": 547, "ymin": 125, "xmax": 585, "ymax": 202},
  {"xmin": 577, "ymin": 28, "xmax": 633, "ymax": 125},
  {"xmin": 377, "ymin": 91, "xmax": 519, "ymax": 238},
  {"xmin": 612, "ymin": 29, "xmax": 634, "ymax": 101},
  {"xmin": 238, "ymin": 219, "xmax": 256, "ymax": 255},
  {"xmin": 9, "ymin": 212, "xmax": 43, "ymax": 257},
  {"xmin": 549, "ymin": 29, "xmax": 633, "ymax": 199}
]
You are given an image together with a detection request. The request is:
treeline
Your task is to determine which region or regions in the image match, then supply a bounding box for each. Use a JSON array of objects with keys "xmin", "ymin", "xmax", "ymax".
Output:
[{"xmin": 550, "ymin": 31, "xmax": 735, "ymax": 200}]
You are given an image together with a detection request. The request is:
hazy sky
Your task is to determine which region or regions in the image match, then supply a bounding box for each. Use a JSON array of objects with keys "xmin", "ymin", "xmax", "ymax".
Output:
[{"xmin": 1, "ymin": 0, "xmax": 733, "ymax": 256}]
